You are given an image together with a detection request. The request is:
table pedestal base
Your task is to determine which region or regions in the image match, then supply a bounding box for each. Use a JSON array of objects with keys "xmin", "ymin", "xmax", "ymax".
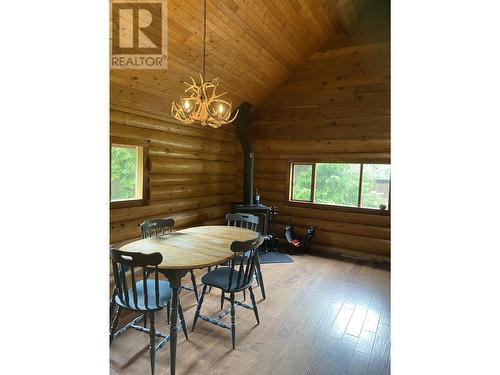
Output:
[{"xmin": 161, "ymin": 269, "xmax": 189, "ymax": 375}]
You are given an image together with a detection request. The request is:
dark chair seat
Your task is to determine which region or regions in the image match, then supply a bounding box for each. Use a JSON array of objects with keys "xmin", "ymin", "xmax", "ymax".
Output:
[
  {"xmin": 201, "ymin": 267, "xmax": 248, "ymax": 292},
  {"xmin": 224, "ymin": 212, "xmax": 266, "ymax": 300},
  {"xmin": 192, "ymin": 235, "xmax": 264, "ymax": 350},
  {"xmin": 140, "ymin": 218, "xmax": 201, "ymax": 302},
  {"xmin": 110, "ymin": 248, "xmax": 189, "ymax": 375},
  {"xmin": 115, "ymin": 279, "xmax": 172, "ymax": 311}
]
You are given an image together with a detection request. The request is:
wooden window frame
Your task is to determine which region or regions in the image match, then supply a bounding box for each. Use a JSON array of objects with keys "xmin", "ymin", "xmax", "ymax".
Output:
[
  {"xmin": 286, "ymin": 160, "xmax": 390, "ymax": 216},
  {"xmin": 289, "ymin": 163, "xmax": 314, "ymax": 202},
  {"xmin": 110, "ymin": 136, "xmax": 149, "ymax": 209}
]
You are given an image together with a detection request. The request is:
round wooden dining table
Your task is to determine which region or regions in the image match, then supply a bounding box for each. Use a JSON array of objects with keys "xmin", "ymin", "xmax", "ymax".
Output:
[{"xmin": 119, "ymin": 225, "xmax": 259, "ymax": 375}]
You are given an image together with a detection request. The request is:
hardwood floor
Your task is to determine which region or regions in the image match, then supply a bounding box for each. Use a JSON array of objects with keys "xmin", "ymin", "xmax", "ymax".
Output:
[{"xmin": 110, "ymin": 253, "xmax": 390, "ymax": 375}]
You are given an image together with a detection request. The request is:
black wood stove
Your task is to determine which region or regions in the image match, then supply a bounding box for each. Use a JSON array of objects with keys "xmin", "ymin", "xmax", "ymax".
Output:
[{"xmin": 231, "ymin": 102, "xmax": 278, "ymax": 251}]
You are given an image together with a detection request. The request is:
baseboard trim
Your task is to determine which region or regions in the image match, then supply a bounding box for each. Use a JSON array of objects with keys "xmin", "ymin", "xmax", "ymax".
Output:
[{"xmin": 309, "ymin": 243, "xmax": 390, "ymax": 263}]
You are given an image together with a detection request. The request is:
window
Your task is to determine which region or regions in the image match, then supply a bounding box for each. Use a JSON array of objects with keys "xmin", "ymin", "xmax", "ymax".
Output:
[
  {"xmin": 289, "ymin": 162, "xmax": 390, "ymax": 212},
  {"xmin": 291, "ymin": 164, "xmax": 313, "ymax": 201},
  {"xmin": 110, "ymin": 137, "xmax": 148, "ymax": 208},
  {"xmin": 315, "ymin": 163, "xmax": 360, "ymax": 206},
  {"xmin": 361, "ymin": 164, "xmax": 391, "ymax": 209}
]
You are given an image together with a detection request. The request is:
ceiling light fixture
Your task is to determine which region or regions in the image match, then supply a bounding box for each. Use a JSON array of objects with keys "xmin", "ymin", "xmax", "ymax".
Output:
[{"xmin": 171, "ymin": 0, "xmax": 238, "ymax": 128}]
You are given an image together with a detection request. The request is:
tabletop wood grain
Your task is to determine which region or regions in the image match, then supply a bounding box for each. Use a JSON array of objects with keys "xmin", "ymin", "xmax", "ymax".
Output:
[{"xmin": 119, "ymin": 225, "xmax": 259, "ymax": 270}]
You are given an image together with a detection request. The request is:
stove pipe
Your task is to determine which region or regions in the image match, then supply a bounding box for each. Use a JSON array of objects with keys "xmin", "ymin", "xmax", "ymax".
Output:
[{"xmin": 234, "ymin": 101, "xmax": 254, "ymax": 205}]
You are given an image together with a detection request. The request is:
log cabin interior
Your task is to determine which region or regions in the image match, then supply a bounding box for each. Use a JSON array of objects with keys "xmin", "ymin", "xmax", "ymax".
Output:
[
  {"xmin": 5, "ymin": 2, "xmax": 500, "ymax": 374},
  {"xmin": 109, "ymin": 1, "xmax": 390, "ymax": 374}
]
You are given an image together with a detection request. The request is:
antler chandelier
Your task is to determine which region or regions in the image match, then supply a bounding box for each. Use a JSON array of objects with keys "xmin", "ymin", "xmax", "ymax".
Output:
[{"xmin": 171, "ymin": 0, "xmax": 238, "ymax": 128}]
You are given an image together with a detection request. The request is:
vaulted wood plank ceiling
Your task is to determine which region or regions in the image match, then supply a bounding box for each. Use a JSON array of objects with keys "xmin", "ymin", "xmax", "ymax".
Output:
[{"xmin": 111, "ymin": 0, "xmax": 363, "ymax": 118}]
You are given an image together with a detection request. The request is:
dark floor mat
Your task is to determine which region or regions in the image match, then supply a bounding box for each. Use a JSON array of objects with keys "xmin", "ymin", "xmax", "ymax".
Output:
[{"xmin": 257, "ymin": 250, "xmax": 294, "ymax": 264}]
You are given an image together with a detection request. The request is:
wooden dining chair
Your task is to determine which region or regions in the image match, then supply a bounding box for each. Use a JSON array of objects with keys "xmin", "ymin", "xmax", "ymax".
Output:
[
  {"xmin": 140, "ymin": 218, "xmax": 200, "ymax": 302},
  {"xmin": 226, "ymin": 212, "xmax": 259, "ymax": 231},
  {"xmin": 225, "ymin": 213, "xmax": 266, "ymax": 300},
  {"xmin": 192, "ymin": 234, "xmax": 264, "ymax": 349},
  {"xmin": 109, "ymin": 248, "xmax": 188, "ymax": 375}
]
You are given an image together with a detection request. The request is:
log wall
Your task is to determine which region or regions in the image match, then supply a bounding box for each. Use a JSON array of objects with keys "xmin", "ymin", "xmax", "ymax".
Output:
[
  {"xmin": 246, "ymin": 17, "xmax": 391, "ymax": 261},
  {"xmin": 110, "ymin": 107, "xmax": 237, "ymax": 245}
]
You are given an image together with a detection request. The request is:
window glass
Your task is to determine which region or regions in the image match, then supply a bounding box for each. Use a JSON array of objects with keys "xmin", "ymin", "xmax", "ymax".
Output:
[
  {"xmin": 111, "ymin": 145, "xmax": 140, "ymax": 201},
  {"xmin": 314, "ymin": 163, "xmax": 361, "ymax": 206},
  {"xmin": 291, "ymin": 164, "xmax": 312, "ymax": 201},
  {"xmin": 361, "ymin": 164, "xmax": 391, "ymax": 209}
]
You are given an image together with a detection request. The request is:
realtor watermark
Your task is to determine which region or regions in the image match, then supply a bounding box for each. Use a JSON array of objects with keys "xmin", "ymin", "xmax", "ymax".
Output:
[{"xmin": 110, "ymin": 0, "xmax": 167, "ymax": 69}]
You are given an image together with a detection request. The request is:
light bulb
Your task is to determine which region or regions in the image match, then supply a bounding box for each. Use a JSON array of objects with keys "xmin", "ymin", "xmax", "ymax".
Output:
[
  {"xmin": 218, "ymin": 104, "xmax": 225, "ymax": 114},
  {"xmin": 183, "ymin": 100, "xmax": 191, "ymax": 110}
]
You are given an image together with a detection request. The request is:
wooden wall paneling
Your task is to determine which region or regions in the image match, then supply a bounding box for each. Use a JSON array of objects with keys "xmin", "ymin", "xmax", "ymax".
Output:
[
  {"xmin": 110, "ymin": 123, "xmax": 235, "ymax": 155},
  {"xmin": 251, "ymin": 116, "xmax": 390, "ymax": 141},
  {"xmin": 148, "ymin": 147, "xmax": 234, "ymax": 162},
  {"xmin": 254, "ymin": 159, "xmax": 289, "ymax": 174},
  {"xmin": 109, "ymin": 1, "xmax": 390, "ymax": 260},
  {"xmin": 110, "ymin": 108, "xmax": 237, "ymax": 245},
  {"xmin": 111, "ymin": 204, "xmax": 231, "ymax": 243},
  {"xmin": 111, "ymin": 66, "xmax": 257, "ymax": 113},
  {"xmin": 253, "ymin": 178, "xmax": 285, "ymax": 193},
  {"xmin": 263, "ymin": 89, "xmax": 390, "ymax": 112},
  {"xmin": 149, "ymin": 174, "xmax": 234, "ymax": 187},
  {"xmin": 110, "ymin": 109, "xmax": 234, "ymax": 142},
  {"xmin": 254, "ymin": 172, "xmax": 287, "ymax": 181},
  {"xmin": 254, "ymin": 100, "xmax": 389, "ymax": 122},
  {"xmin": 111, "ymin": 194, "xmax": 234, "ymax": 224},
  {"xmin": 226, "ymin": 0, "xmax": 303, "ymax": 67},
  {"xmin": 253, "ymin": 153, "xmax": 390, "ymax": 162},
  {"xmin": 192, "ymin": 0, "xmax": 289, "ymax": 80},
  {"xmin": 257, "ymin": 190, "xmax": 284, "ymax": 204},
  {"xmin": 273, "ymin": 223, "xmax": 389, "ymax": 258},
  {"xmin": 278, "ymin": 205, "xmax": 389, "ymax": 228},
  {"xmin": 149, "ymin": 183, "xmax": 235, "ymax": 202},
  {"xmin": 250, "ymin": 0, "xmax": 320, "ymax": 59},
  {"xmin": 275, "ymin": 214, "xmax": 390, "ymax": 240},
  {"xmin": 110, "ymin": 0, "xmax": 359, "ymax": 118},
  {"xmin": 250, "ymin": 10, "xmax": 390, "ymax": 260},
  {"xmin": 112, "ymin": 4, "xmax": 271, "ymax": 100},
  {"xmin": 252, "ymin": 139, "xmax": 390, "ymax": 154},
  {"xmin": 148, "ymin": 156, "xmax": 235, "ymax": 175}
]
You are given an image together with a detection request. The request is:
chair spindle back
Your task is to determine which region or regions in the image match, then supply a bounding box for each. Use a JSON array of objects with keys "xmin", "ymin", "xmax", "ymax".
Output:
[
  {"xmin": 227, "ymin": 235, "xmax": 264, "ymax": 291},
  {"xmin": 225, "ymin": 213, "xmax": 259, "ymax": 232},
  {"xmin": 110, "ymin": 248, "xmax": 164, "ymax": 310},
  {"xmin": 140, "ymin": 218, "xmax": 175, "ymax": 238}
]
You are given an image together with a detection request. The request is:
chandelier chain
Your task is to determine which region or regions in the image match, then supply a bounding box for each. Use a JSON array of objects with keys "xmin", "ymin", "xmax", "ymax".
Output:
[{"xmin": 203, "ymin": 0, "xmax": 207, "ymax": 80}]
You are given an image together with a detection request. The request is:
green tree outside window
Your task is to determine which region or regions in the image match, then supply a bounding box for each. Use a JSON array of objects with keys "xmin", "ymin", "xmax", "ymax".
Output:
[
  {"xmin": 314, "ymin": 163, "xmax": 360, "ymax": 206},
  {"xmin": 292, "ymin": 165, "xmax": 312, "ymax": 200},
  {"xmin": 111, "ymin": 145, "xmax": 137, "ymax": 201},
  {"xmin": 290, "ymin": 162, "xmax": 390, "ymax": 210}
]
